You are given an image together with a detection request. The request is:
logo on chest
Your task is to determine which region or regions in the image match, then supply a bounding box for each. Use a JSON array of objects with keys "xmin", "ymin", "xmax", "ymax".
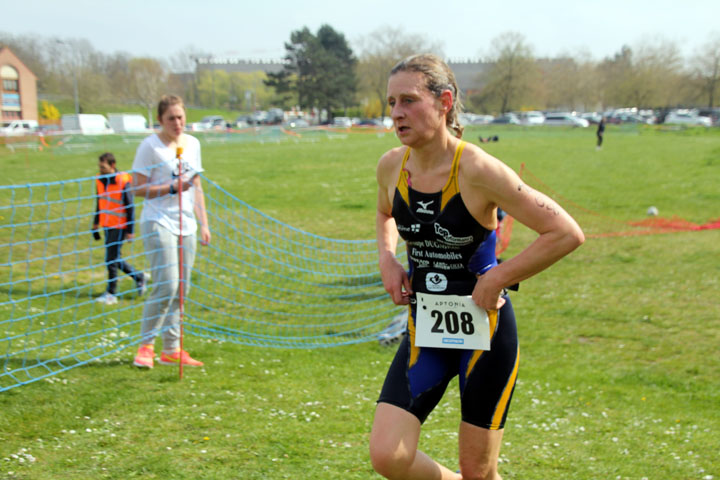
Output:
[
  {"xmin": 434, "ymin": 223, "xmax": 474, "ymax": 246},
  {"xmin": 416, "ymin": 200, "xmax": 435, "ymax": 215},
  {"xmin": 425, "ymin": 272, "xmax": 448, "ymax": 292}
]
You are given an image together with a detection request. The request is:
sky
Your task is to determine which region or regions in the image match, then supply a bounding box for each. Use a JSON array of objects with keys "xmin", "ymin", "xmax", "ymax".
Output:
[{"xmin": 4, "ymin": 0, "xmax": 719, "ymax": 63}]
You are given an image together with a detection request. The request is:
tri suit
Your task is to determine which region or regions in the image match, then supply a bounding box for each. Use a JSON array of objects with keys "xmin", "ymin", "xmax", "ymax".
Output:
[{"xmin": 377, "ymin": 141, "xmax": 519, "ymax": 430}]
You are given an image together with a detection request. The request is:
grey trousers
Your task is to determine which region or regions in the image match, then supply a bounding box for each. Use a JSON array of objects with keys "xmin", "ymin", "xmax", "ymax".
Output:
[{"xmin": 139, "ymin": 221, "xmax": 197, "ymax": 351}]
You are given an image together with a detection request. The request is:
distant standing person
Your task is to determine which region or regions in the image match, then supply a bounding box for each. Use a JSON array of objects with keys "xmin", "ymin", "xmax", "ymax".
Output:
[
  {"xmin": 93, "ymin": 152, "xmax": 147, "ymax": 305},
  {"xmin": 596, "ymin": 116, "xmax": 605, "ymax": 150},
  {"xmin": 131, "ymin": 94, "xmax": 211, "ymax": 369}
]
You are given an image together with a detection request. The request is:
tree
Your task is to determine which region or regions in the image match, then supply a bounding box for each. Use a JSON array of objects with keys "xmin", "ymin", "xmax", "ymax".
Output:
[
  {"xmin": 104, "ymin": 52, "xmax": 131, "ymax": 100},
  {"xmin": 690, "ymin": 32, "xmax": 720, "ymax": 107},
  {"xmin": 264, "ymin": 70, "xmax": 297, "ymax": 110},
  {"xmin": 631, "ymin": 38, "xmax": 683, "ymax": 108},
  {"xmin": 281, "ymin": 25, "xmax": 357, "ymax": 121},
  {"xmin": 598, "ymin": 45, "xmax": 634, "ymax": 107},
  {"xmin": 195, "ymin": 70, "xmax": 274, "ymax": 110},
  {"xmin": 356, "ymin": 26, "xmax": 444, "ymax": 119},
  {"xmin": 127, "ymin": 58, "xmax": 168, "ymax": 126},
  {"xmin": 598, "ymin": 39, "xmax": 684, "ymax": 109},
  {"xmin": 479, "ymin": 32, "xmax": 539, "ymax": 113},
  {"xmin": 39, "ymin": 100, "xmax": 60, "ymax": 121},
  {"xmin": 540, "ymin": 51, "xmax": 599, "ymax": 112}
]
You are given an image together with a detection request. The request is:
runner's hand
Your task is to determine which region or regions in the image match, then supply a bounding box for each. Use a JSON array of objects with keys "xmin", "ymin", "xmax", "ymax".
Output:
[
  {"xmin": 379, "ymin": 253, "xmax": 412, "ymax": 305},
  {"xmin": 472, "ymin": 272, "xmax": 506, "ymax": 310}
]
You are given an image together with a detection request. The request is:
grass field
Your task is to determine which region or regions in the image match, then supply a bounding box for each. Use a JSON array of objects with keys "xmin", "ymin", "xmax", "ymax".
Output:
[{"xmin": 1, "ymin": 124, "xmax": 719, "ymax": 479}]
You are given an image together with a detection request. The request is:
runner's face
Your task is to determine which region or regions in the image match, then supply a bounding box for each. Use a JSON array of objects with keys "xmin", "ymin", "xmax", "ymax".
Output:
[
  {"xmin": 387, "ymin": 71, "xmax": 445, "ymax": 146},
  {"xmin": 159, "ymin": 104, "xmax": 186, "ymax": 140}
]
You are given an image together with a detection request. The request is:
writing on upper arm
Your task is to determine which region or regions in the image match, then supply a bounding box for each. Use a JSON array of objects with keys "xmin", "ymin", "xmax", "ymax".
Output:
[{"xmin": 517, "ymin": 183, "xmax": 560, "ymax": 216}]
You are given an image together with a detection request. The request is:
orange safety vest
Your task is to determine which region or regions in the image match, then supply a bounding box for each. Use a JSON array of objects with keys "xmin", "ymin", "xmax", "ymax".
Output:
[{"xmin": 96, "ymin": 172, "xmax": 132, "ymax": 229}]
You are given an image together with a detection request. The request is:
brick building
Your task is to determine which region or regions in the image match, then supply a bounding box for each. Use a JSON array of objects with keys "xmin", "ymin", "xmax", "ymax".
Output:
[{"xmin": 0, "ymin": 46, "xmax": 38, "ymax": 121}]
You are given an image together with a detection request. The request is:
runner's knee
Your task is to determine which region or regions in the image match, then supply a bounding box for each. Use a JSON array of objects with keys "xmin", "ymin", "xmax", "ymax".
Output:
[
  {"xmin": 369, "ymin": 446, "xmax": 414, "ymax": 479},
  {"xmin": 369, "ymin": 436, "xmax": 415, "ymax": 479}
]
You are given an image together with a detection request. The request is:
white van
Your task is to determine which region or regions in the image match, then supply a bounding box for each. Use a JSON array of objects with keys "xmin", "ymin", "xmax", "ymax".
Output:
[
  {"xmin": 107, "ymin": 113, "xmax": 149, "ymax": 133},
  {"xmin": 0, "ymin": 120, "xmax": 39, "ymax": 136},
  {"xmin": 61, "ymin": 114, "xmax": 114, "ymax": 135}
]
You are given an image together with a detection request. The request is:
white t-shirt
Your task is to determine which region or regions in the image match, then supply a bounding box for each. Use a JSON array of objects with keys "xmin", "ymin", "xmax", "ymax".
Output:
[{"xmin": 132, "ymin": 133, "xmax": 204, "ymax": 236}]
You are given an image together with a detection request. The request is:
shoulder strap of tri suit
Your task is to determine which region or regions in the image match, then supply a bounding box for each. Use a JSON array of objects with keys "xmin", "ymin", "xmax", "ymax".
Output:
[
  {"xmin": 395, "ymin": 147, "xmax": 412, "ymax": 205},
  {"xmin": 440, "ymin": 141, "xmax": 466, "ymax": 211}
]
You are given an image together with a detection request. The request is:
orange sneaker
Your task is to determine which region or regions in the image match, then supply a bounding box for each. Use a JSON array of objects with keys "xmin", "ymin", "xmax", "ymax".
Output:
[
  {"xmin": 158, "ymin": 350, "xmax": 204, "ymax": 367},
  {"xmin": 133, "ymin": 345, "xmax": 155, "ymax": 368}
]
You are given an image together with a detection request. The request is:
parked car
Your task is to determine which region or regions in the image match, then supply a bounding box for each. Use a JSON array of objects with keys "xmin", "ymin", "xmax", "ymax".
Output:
[
  {"xmin": 333, "ymin": 116, "xmax": 352, "ymax": 127},
  {"xmin": 518, "ymin": 111, "xmax": 545, "ymax": 125},
  {"xmin": 696, "ymin": 108, "xmax": 720, "ymax": 125},
  {"xmin": 356, "ymin": 118, "xmax": 383, "ymax": 127},
  {"xmin": 251, "ymin": 111, "xmax": 268, "ymax": 125},
  {"xmin": 187, "ymin": 115, "xmax": 225, "ymax": 131},
  {"xmin": 266, "ymin": 108, "xmax": 286, "ymax": 125},
  {"xmin": 543, "ymin": 113, "xmax": 589, "ymax": 127},
  {"xmin": 664, "ymin": 109, "xmax": 712, "ymax": 127},
  {"xmin": 284, "ymin": 118, "xmax": 310, "ymax": 128},
  {"xmin": 491, "ymin": 113, "xmax": 521, "ymax": 125},
  {"xmin": 459, "ymin": 113, "xmax": 494, "ymax": 125},
  {"xmin": 234, "ymin": 115, "xmax": 251, "ymax": 128},
  {"xmin": 201, "ymin": 115, "xmax": 227, "ymax": 130},
  {"xmin": 581, "ymin": 112, "xmax": 603, "ymax": 124},
  {"xmin": 0, "ymin": 119, "xmax": 39, "ymax": 136},
  {"xmin": 606, "ymin": 112, "xmax": 646, "ymax": 124},
  {"xmin": 472, "ymin": 114, "xmax": 495, "ymax": 125}
]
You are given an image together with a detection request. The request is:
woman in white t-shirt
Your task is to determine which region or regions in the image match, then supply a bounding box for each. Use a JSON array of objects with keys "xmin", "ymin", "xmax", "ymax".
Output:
[{"xmin": 131, "ymin": 95, "xmax": 211, "ymax": 369}]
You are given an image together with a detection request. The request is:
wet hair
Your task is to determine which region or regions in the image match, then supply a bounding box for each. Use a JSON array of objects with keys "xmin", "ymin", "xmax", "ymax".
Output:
[
  {"xmin": 98, "ymin": 152, "xmax": 116, "ymax": 168},
  {"xmin": 157, "ymin": 94, "xmax": 185, "ymax": 121},
  {"xmin": 390, "ymin": 54, "xmax": 464, "ymax": 138}
]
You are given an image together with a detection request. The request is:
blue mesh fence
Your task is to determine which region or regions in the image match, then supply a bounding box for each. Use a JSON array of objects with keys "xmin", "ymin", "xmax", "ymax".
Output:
[{"xmin": 0, "ymin": 172, "xmax": 405, "ymax": 392}]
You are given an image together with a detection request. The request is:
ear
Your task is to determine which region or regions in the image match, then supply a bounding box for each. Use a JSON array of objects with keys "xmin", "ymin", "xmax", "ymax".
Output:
[{"xmin": 439, "ymin": 89, "xmax": 454, "ymax": 114}]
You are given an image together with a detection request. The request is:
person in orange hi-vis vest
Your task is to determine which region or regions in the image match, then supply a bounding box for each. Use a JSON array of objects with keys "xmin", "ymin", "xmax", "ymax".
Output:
[{"xmin": 93, "ymin": 152, "xmax": 148, "ymax": 305}]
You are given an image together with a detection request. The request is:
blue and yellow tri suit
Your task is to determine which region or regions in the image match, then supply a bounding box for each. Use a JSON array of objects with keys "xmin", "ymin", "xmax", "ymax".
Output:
[{"xmin": 377, "ymin": 141, "xmax": 519, "ymax": 430}]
